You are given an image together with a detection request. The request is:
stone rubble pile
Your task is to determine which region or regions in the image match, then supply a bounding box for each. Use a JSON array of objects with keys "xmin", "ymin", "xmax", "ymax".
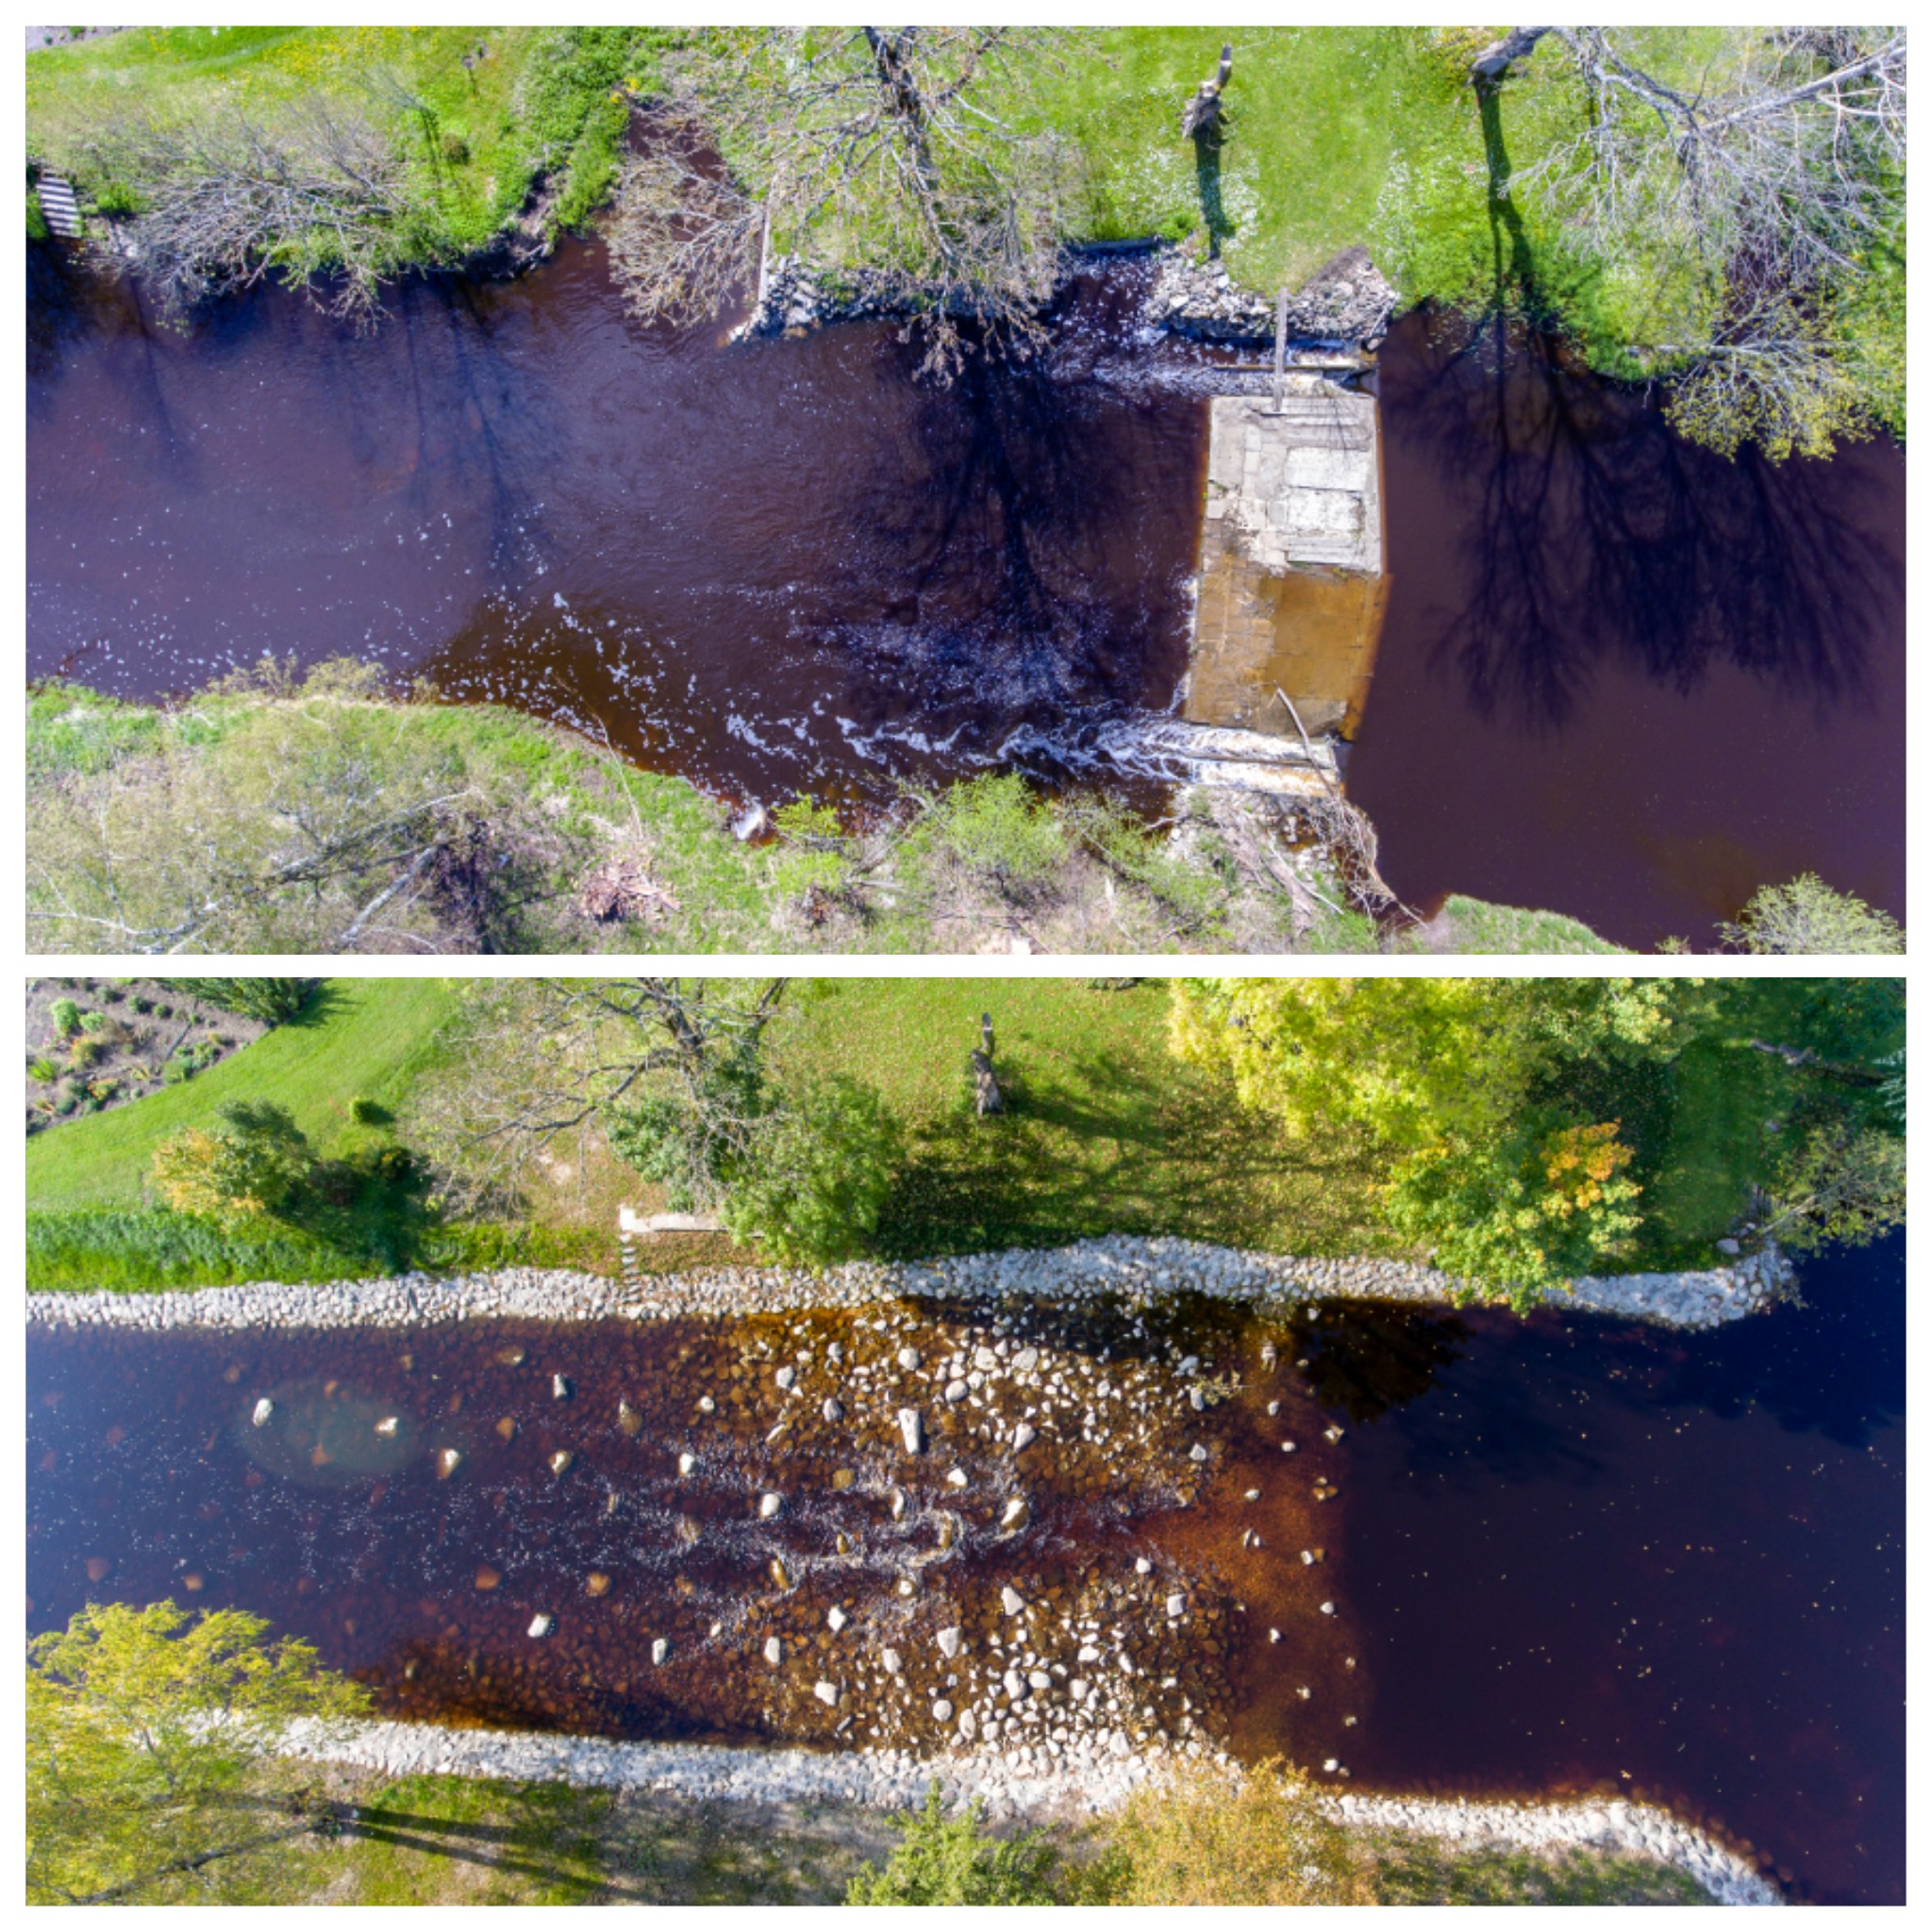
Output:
[
  {"xmin": 1145, "ymin": 242, "xmax": 1398, "ymax": 346},
  {"xmin": 25, "ymin": 1235, "xmax": 1790, "ymax": 1335}
]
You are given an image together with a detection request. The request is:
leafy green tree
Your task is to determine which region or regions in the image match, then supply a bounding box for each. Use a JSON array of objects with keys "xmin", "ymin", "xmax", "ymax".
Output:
[
  {"xmin": 720, "ymin": 1074, "xmax": 904, "ymax": 1266},
  {"xmin": 27, "ymin": 1600, "xmax": 369, "ymax": 1906},
  {"xmin": 1760, "ymin": 1121, "xmax": 1906, "ymax": 1255},
  {"xmin": 1719, "ymin": 874, "xmax": 1904, "ymax": 955},
  {"xmin": 160, "ymin": 978, "xmax": 320, "ymax": 1024},
  {"xmin": 847, "ymin": 1783, "xmax": 1060, "ymax": 1905},
  {"xmin": 1170, "ymin": 978, "xmax": 1676, "ymax": 1307},
  {"xmin": 150, "ymin": 1102, "xmax": 314, "ymax": 1229}
]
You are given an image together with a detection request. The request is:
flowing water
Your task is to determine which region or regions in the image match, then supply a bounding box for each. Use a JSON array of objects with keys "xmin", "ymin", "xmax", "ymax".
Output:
[
  {"xmin": 25, "ymin": 1238, "xmax": 1903, "ymax": 1902},
  {"xmin": 25, "ymin": 242, "xmax": 1905, "ymax": 945}
]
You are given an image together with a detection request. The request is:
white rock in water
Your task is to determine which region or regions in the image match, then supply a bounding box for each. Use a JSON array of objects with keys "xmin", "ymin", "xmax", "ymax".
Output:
[
  {"xmin": 1071, "ymin": 1677, "xmax": 1090, "ymax": 1701},
  {"xmin": 1014, "ymin": 1347, "xmax": 1040, "ymax": 1372},
  {"xmin": 1177, "ymin": 1355, "xmax": 1201, "ymax": 1375},
  {"xmin": 552, "ymin": 1374, "xmax": 571, "ymax": 1400},
  {"xmin": 1320, "ymin": 1600, "xmax": 1337, "ymax": 1616},
  {"xmin": 549, "ymin": 1450, "xmax": 575, "ymax": 1474},
  {"xmin": 1001, "ymin": 1586, "xmax": 1026, "ymax": 1616},
  {"xmin": 823, "ymin": 1397, "xmax": 843, "ymax": 1423},
  {"xmin": 1267, "ymin": 1401, "xmax": 1281, "ymax": 1416},
  {"xmin": 652, "ymin": 1638, "xmax": 671, "ymax": 1666},
  {"xmin": 880, "ymin": 1647, "xmax": 903, "ymax": 1675},
  {"xmin": 527, "ymin": 1614, "xmax": 555, "ymax": 1639},
  {"xmin": 774, "ymin": 1366, "xmax": 796, "ymax": 1391},
  {"xmin": 827, "ymin": 1606, "xmax": 849, "ymax": 1632},
  {"xmin": 938, "ymin": 1626, "xmax": 962, "ymax": 1658},
  {"xmin": 932, "ymin": 1698, "xmax": 955, "ymax": 1723},
  {"xmin": 1135, "ymin": 1557, "xmax": 1152, "ymax": 1575},
  {"xmin": 945, "ymin": 1467, "xmax": 969, "ymax": 1489},
  {"xmin": 813, "ymin": 1680, "xmax": 840, "ymax": 1707},
  {"xmin": 1012, "ymin": 1423, "xmax": 1037, "ymax": 1452},
  {"xmin": 438, "ymin": 1448, "xmax": 462, "ymax": 1478},
  {"xmin": 758, "ymin": 1491, "xmax": 783, "ymax": 1519},
  {"xmin": 897, "ymin": 1347, "xmax": 922, "ymax": 1371},
  {"xmin": 958, "ymin": 1708, "xmax": 979, "ymax": 1739},
  {"xmin": 1280, "ymin": 1441, "xmax": 1298, "ymax": 1454},
  {"xmin": 898, "ymin": 1408, "xmax": 924, "ymax": 1454},
  {"xmin": 1077, "ymin": 1644, "xmax": 1100, "ymax": 1663},
  {"xmin": 1717, "ymin": 1237, "xmax": 1741, "ymax": 1256},
  {"xmin": 1165, "ymin": 1592, "xmax": 1186, "ymax": 1619},
  {"xmin": 1003, "ymin": 1669, "xmax": 1028, "ymax": 1701},
  {"xmin": 678, "ymin": 1452, "xmax": 696, "ymax": 1476},
  {"xmin": 973, "ymin": 1347, "xmax": 999, "ymax": 1372},
  {"xmin": 1027, "ymin": 1669, "xmax": 1052, "ymax": 1691},
  {"xmin": 697, "ymin": 1396, "xmax": 717, "ymax": 1414},
  {"xmin": 1189, "ymin": 1389, "xmax": 1206, "ymax": 1411},
  {"xmin": 1269, "ymin": 1629, "xmax": 1282, "ymax": 1644},
  {"xmin": 764, "ymin": 1637, "xmax": 784, "ymax": 1666},
  {"xmin": 1189, "ymin": 1444, "xmax": 1208, "ymax": 1463},
  {"xmin": 1302, "ymin": 1549, "xmax": 1316, "ymax": 1565},
  {"xmin": 1243, "ymin": 1488, "xmax": 1260, "ymax": 1502},
  {"xmin": 1323, "ymin": 1757, "xmax": 1340, "ymax": 1773},
  {"xmin": 1324, "ymin": 1425, "xmax": 1344, "ymax": 1443},
  {"xmin": 251, "ymin": 1398, "xmax": 275, "ymax": 1427},
  {"xmin": 890, "ymin": 1487, "xmax": 908, "ymax": 1521},
  {"xmin": 375, "ymin": 1416, "xmax": 399, "ymax": 1438},
  {"xmin": 1000, "ymin": 1497, "xmax": 1027, "ymax": 1529},
  {"xmin": 944, "ymin": 1379, "xmax": 968, "ymax": 1403}
]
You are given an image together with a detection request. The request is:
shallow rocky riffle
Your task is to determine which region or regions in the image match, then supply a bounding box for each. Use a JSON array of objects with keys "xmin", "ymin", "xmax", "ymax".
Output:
[
  {"xmin": 265, "ymin": 1715, "xmax": 1778, "ymax": 1906},
  {"xmin": 23, "ymin": 1234, "xmax": 1789, "ymax": 1335}
]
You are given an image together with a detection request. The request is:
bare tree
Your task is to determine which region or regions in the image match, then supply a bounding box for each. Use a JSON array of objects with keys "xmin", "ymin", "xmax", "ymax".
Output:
[
  {"xmin": 608, "ymin": 25, "xmax": 1081, "ymax": 380},
  {"xmin": 63, "ymin": 94, "xmax": 416, "ymax": 325},
  {"xmin": 409, "ymin": 977, "xmax": 790, "ymax": 1211},
  {"xmin": 1472, "ymin": 25, "xmax": 1907, "ymax": 455}
]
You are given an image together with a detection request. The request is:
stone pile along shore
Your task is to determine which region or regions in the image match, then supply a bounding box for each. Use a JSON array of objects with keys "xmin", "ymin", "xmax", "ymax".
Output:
[
  {"xmin": 270, "ymin": 1716, "xmax": 1779, "ymax": 1907},
  {"xmin": 25, "ymin": 1235, "xmax": 1790, "ymax": 1335}
]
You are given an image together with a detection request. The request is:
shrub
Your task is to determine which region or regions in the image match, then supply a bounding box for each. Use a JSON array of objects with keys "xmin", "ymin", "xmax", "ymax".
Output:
[
  {"xmin": 1720, "ymin": 874, "xmax": 1904, "ymax": 954},
  {"xmin": 67, "ymin": 1037, "xmax": 106, "ymax": 1070},
  {"xmin": 1087, "ymin": 1759, "xmax": 1372, "ymax": 1906},
  {"xmin": 350, "ymin": 1097, "xmax": 393, "ymax": 1126},
  {"xmin": 847, "ymin": 1784, "xmax": 1060, "ymax": 1906},
  {"xmin": 440, "ymin": 131, "xmax": 471, "ymax": 166},
  {"xmin": 906, "ymin": 774, "xmax": 1069, "ymax": 898},
  {"xmin": 49, "ymin": 998, "xmax": 82, "ymax": 1037},
  {"xmin": 149, "ymin": 1102, "xmax": 313, "ymax": 1229},
  {"xmin": 28, "ymin": 1058, "xmax": 59, "ymax": 1084},
  {"xmin": 77, "ymin": 1010, "xmax": 108, "ymax": 1035},
  {"xmin": 102, "ymin": 985, "xmax": 126, "ymax": 1004},
  {"xmin": 131, "ymin": 995, "xmax": 154, "ymax": 1014}
]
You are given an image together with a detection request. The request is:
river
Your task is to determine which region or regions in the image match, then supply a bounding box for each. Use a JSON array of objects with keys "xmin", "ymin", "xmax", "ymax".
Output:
[
  {"xmin": 25, "ymin": 1236, "xmax": 1903, "ymax": 1902},
  {"xmin": 25, "ymin": 242, "xmax": 1904, "ymax": 947}
]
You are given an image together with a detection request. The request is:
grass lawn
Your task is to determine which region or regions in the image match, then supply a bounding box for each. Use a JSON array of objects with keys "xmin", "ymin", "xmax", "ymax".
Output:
[
  {"xmin": 779, "ymin": 977, "xmax": 1390, "ymax": 1261},
  {"xmin": 25, "ymin": 978, "xmax": 468, "ymax": 1213},
  {"xmin": 25, "ymin": 25, "xmax": 662, "ymax": 252}
]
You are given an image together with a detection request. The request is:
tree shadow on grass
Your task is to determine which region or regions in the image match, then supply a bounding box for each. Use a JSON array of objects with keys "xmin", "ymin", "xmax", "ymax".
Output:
[
  {"xmin": 872, "ymin": 1041, "xmax": 1382, "ymax": 1261},
  {"xmin": 339, "ymin": 1793, "xmax": 625, "ymax": 1901}
]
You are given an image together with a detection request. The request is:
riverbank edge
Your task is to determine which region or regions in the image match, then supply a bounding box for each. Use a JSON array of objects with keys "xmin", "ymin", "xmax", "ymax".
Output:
[
  {"xmin": 25, "ymin": 1233, "xmax": 1789, "ymax": 1332},
  {"xmin": 265, "ymin": 1714, "xmax": 1779, "ymax": 1907}
]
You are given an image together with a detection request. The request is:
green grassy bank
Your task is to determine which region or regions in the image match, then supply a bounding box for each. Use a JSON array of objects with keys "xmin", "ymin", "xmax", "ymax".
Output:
[{"xmin": 29, "ymin": 974, "xmax": 1890, "ymax": 1295}]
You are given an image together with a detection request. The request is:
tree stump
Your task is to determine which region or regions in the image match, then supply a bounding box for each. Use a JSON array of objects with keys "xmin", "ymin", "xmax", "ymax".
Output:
[
  {"xmin": 972, "ymin": 1015, "xmax": 1004, "ymax": 1116},
  {"xmin": 1180, "ymin": 44, "xmax": 1235, "ymax": 140}
]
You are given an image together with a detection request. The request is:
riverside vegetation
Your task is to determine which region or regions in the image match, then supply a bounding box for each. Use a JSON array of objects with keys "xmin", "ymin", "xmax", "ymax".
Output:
[
  {"xmin": 25, "ymin": 975, "xmax": 1905, "ymax": 1309},
  {"xmin": 25, "ymin": 669, "xmax": 1900, "ymax": 958}
]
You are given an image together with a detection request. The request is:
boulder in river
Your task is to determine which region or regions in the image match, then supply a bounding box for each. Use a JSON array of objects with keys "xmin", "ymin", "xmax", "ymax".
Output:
[
  {"xmin": 898, "ymin": 1408, "xmax": 924, "ymax": 1455},
  {"xmin": 1001, "ymin": 1586, "xmax": 1026, "ymax": 1616},
  {"xmin": 552, "ymin": 1374, "xmax": 571, "ymax": 1400},
  {"xmin": 549, "ymin": 1450, "xmax": 575, "ymax": 1474},
  {"xmin": 375, "ymin": 1415, "xmax": 399, "ymax": 1439},
  {"xmin": 437, "ymin": 1447, "xmax": 462, "ymax": 1479},
  {"xmin": 251, "ymin": 1398, "xmax": 275, "ymax": 1427},
  {"xmin": 527, "ymin": 1614, "xmax": 555, "ymax": 1639},
  {"xmin": 758, "ymin": 1491, "xmax": 783, "ymax": 1520},
  {"xmin": 652, "ymin": 1638, "xmax": 671, "ymax": 1666},
  {"xmin": 764, "ymin": 1637, "xmax": 784, "ymax": 1666},
  {"xmin": 1012, "ymin": 1423, "xmax": 1037, "ymax": 1452}
]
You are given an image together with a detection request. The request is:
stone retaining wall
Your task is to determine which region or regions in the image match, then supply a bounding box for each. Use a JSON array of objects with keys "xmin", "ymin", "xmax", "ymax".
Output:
[{"xmin": 25, "ymin": 1234, "xmax": 1789, "ymax": 1333}]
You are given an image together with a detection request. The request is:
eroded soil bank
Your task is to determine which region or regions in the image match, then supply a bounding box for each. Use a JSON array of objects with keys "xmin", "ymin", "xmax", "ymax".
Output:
[{"xmin": 26, "ymin": 1235, "xmax": 1903, "ymax": 1901}]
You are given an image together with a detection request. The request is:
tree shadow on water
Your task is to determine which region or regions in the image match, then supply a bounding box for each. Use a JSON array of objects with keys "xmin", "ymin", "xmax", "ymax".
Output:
[{"xmin": 1385, "ymin": 309, "xmax": 1901, "ymax": 734}]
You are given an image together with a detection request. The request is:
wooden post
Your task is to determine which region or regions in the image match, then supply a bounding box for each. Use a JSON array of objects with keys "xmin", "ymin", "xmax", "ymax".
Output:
[
  {"xmin": 972, "ymin": 1012, "xmax": 1004, "ymax": 1117},
  {"xmin": 1273, "ymin": 286, "xmax": 1289, "ymax": 412}
]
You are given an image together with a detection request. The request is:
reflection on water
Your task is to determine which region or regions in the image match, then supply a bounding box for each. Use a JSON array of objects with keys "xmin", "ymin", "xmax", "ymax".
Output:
[
  {"xmin": 1348, "ymin": 310, "xmax": 1905, "ymax": 947},
  {"xmin": 25, "ymin": 1246, "xmax": 1902, "ymax": 1901}
]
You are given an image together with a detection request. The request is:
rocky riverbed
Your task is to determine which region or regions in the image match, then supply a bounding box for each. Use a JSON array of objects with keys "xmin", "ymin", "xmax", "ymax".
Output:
[{"xmin": 24, "ymin": 1233, "xmax": 1789, "ymax": 1335}]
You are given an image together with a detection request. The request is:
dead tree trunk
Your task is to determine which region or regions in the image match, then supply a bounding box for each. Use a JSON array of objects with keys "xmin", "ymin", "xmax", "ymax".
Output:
[
  {"xmin": 1180, "ymin": 44, "xmax": 1235, "ymax": 139},
  {"xmin": 972, "ymin": 1011, "xmax": 1004, "ymax": 1116},
  {"xmin": 1468, "ymin": 26, "xmax": 1556, "ymax": 86}
]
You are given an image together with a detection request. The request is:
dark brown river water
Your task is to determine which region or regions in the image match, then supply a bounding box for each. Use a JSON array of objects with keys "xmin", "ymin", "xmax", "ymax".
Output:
[
  {"xmin": 25, "ymin": 242, "xmax": 1905, "ymax": 946},
  {"xmin": 26, "ymin": 1240, "xmax": 1903, "ymax": 1903}
]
